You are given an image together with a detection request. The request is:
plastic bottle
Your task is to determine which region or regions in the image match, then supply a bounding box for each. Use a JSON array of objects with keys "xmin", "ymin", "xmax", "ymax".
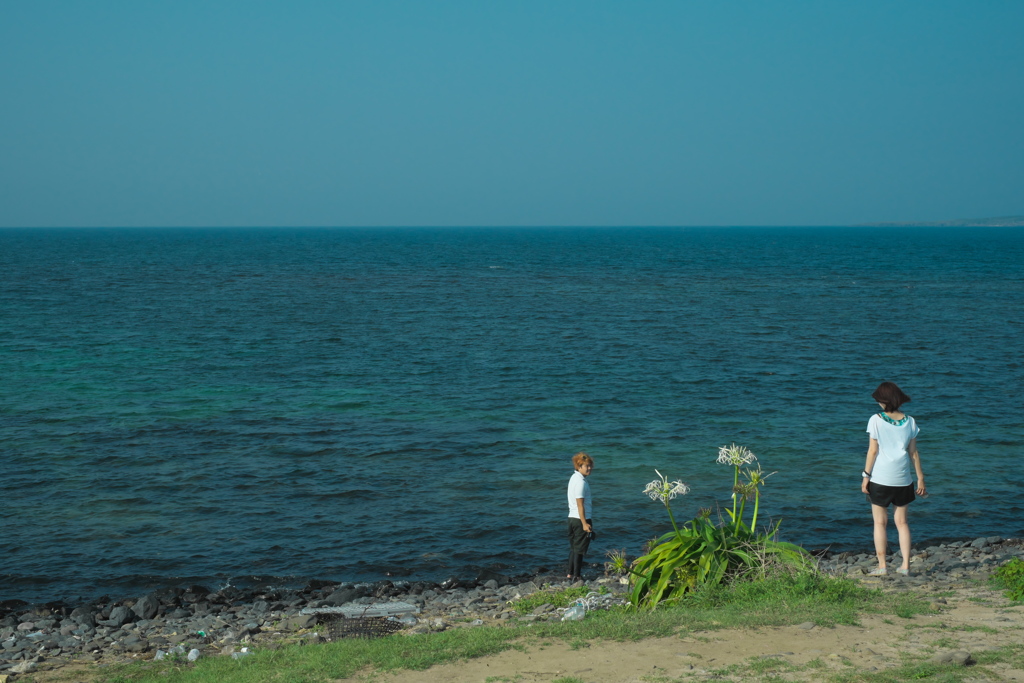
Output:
[{"xmin": 560, "ymin": 604, "xmax": 586, "ymax": 621}]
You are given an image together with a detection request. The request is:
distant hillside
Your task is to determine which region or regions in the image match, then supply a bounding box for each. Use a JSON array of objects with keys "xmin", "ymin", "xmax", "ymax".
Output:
[{"xmin": 860, "ymin": 216, "xmax": 1024, "ymax": 227}]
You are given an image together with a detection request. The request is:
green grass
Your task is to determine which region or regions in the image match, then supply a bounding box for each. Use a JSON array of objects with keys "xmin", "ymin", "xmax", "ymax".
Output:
[
  {"xmin": 72, "ymin": 572, "xmax": 934, "ymax": 683},
  {"xmin": 710, "ymin": 654, "xmax": 801, "ymax": 677},
  {"xmin": 510, "ymin": 585, "xmax": 608, "ymax": 613},
  {"xmin": 826, "ymin": 661, "xmax": 968, "ymax": 682},
  {"xmin": 991, "ymin": 557, "xmax": 1024, "ymax": 601},
  {"xmin": 973, "ymin": 641, "xmax": 1024, "ymax": 668}
]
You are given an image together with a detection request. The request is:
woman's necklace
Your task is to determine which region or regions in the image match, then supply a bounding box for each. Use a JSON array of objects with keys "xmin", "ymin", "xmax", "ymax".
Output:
[{"xmin": 880, "ymin": 412, "xmax": 908, "ymax": 426}]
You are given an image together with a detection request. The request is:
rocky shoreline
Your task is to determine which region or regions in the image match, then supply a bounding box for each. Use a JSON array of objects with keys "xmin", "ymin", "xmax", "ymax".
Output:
[{"xmin": 2, "ymin": 536, "xmax": 1022, "ymax": 679}]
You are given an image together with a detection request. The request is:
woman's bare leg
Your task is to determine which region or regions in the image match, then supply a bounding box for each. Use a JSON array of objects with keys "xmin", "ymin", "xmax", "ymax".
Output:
[
  {"xmin": 872, "ymin": 504, "xmax": 889, "ymax": 569},
  {"xmin": 894, "ymin": 505, "xmax": 912, "ymax": 571}
]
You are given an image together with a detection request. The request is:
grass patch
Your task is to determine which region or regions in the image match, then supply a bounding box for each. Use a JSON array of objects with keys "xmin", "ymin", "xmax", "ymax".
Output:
[
  {"xmin": 973, "ymin": 641, "xmax": 1024, "ymax": 668},
  {"xmin": 705, "ymin": 655, "xmax": 800, "ymax": 681},
  {"xmin": 84, "ymin": 572, "xmax": 934, "ymax": 683},
  {"xmin": 510, "ymin": 585, "xmax": 607, "ymax": 613},
  {"xmin": 928, "ymin": 636, "xmax": 960, "ymax": 649},
  {"xmin": 828, "ymin": 661, "xmax": 969, "ymax": 682},
  {"xmin": 991, "ymin": 557, "xmax": 1024, "ymax": 601},
  {"xmin": 95, "ymin": 627, "xmax": 521, "ymax": 683}
]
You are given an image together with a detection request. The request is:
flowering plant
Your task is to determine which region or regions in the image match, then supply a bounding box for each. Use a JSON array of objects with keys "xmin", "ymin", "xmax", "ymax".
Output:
[{"xmin": 628, "ymin": 446, "xmax": 810, "ymax": 610}]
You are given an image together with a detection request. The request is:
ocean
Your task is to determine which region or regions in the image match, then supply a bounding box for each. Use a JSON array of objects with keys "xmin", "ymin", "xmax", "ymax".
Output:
[{"xmin": 1, "ymin": 227, "xmax": 1022, "ymax": 603}]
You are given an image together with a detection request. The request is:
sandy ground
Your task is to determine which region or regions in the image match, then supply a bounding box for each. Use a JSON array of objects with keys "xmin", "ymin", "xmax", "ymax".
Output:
[{"xmin": 375, "ymin": 583, "xmax": 1024, "ymax": 683}]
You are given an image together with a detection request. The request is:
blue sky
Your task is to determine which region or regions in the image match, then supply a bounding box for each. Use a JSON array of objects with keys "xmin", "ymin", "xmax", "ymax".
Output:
[{"xmin": 1, "ymin": 1, "xmax": 1021, "ymax": 227}]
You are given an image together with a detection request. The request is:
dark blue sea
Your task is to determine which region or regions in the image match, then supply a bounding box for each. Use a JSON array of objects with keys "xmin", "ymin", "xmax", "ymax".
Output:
[{"xmin": 1, "ymin": 227, "xmax": 1022, "ymax": 603}]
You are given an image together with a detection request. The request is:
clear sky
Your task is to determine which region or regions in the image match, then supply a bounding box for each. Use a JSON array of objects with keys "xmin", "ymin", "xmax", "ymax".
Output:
[{"xmin": 2, "ymin": 1, "xmax": 1022, "ymax": 227}]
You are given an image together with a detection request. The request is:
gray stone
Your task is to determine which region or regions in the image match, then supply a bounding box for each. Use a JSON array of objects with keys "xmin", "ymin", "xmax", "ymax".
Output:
[
  {"xmin": 104, "ymin": 606, "xmax": 133, "ymax": 627},
  {"xmin": 285, "ymin": 615, "xmax": 316, "ymax": 630},
  {"xmin": 126, "ymin": 640, "xmax": 149, "ymax": 653},
  {"xmin": 9, "ymin": 661, "xmax": 36, "ymax": 674},
  {"xmin": 133, "ymin": 595, "xmax": 160, "ymax": 621},
  {"xmin": 516, "ymin": 581, "xmax": 540, "ymax": 596},
  {"xmin": 324, "ymin": 588, "xmax": 361, "ymax": 606},
  {"xmin": 797, "ymin": 622, "xmax": 816, "ymax": 630},
  {"xmin": 929, "ymin": 650, "xmax": 973, "ymax": 666}
]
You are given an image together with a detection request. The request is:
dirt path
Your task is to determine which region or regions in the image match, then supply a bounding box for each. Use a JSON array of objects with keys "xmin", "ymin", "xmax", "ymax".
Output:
[{"xmin": 375, "ymin": 585, "xmax": 1024, "ymax": 683}]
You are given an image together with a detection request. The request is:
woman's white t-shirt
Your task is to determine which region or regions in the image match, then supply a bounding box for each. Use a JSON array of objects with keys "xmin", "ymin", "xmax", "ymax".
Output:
[
  {"xmin": 567, "ymin": 471, "xmax": 591, "ymax": 519},
  {"xmin": 867, "ymin": 413, "xmax": 920, "ymax": 487}
]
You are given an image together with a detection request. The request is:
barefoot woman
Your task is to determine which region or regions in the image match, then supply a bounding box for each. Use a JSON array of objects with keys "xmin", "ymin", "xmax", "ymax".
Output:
[{"xmin": 862, "ymin": 382, "xmax": 927, "ymax": 575}]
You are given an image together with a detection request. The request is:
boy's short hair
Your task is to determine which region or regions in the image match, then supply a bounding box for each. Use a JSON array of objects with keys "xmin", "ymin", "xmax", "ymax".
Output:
[
  {"xmin": 572, "ymin": 452, "xmax": 593, "ymax": 470},
  {"xmin": 872, "ymin": 381, "xmax": 911, "ymax": 412}
]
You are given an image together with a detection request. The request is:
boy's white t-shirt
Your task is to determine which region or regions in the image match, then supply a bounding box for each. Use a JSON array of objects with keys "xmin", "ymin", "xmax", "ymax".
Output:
[
  {"xmin": 867, "ymin": 414, "xmax": 920, "ymax": 487},
  {"xmin": 567, "ymin": 471, "xmax": 591, "ymax": 519}
]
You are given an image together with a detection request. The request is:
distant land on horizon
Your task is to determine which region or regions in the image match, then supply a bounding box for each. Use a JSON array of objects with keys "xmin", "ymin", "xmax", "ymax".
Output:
[{"xmin": 859, "ymin": 215, "xmax": 1024, "ymax": 228}]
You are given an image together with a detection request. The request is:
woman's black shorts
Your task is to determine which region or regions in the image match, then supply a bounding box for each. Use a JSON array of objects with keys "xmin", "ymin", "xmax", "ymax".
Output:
[{"xmin": 867, "ymin": 481, "xmax": 916, "ymax": 508}]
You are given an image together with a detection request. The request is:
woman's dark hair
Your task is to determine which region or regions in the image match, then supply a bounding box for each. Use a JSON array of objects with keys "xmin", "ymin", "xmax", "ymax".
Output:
[{"xmin": 872, "ymin": 382, "xmax": 911, "ymax": 412}]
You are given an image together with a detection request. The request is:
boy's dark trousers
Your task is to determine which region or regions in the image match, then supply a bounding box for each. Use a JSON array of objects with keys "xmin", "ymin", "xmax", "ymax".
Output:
[{"xmin": 567, "ymin": 517, "xmax": 592, "ymax": 578}]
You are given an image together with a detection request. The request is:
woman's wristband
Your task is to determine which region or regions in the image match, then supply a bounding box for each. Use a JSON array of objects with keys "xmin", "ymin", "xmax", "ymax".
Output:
[{"xmin": 862, "ymin": 471, "xmax": 871, "ymax": 478}]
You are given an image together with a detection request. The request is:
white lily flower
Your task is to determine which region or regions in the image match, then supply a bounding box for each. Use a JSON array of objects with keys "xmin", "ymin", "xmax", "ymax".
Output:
[
  {"xmin": 643, "ymin": 469, "xmax": 690, "ymax": 502},
  {"xmin": 717, "ymin": 443, "xmax": 757, "ymax": 467}
]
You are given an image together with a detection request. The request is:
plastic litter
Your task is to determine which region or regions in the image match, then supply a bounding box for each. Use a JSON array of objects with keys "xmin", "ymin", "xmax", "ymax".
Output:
[
  {"xmin": 187, "ymin": 648, "xmax": 201, "ymax": 661},
  {"xmin": 154, "ymin": 650, "xmax": 167, "ymax": 660},
  {"xmin": 231, "ymin": 647, "xmax": 252, "ymax": 660},
  {"xmin": 560, "ymin": 604, "xmax": 586, "ymax": 621},
  {"xmin": 397, "ymin": 615, "xmax": 418, "ymax": 626}
]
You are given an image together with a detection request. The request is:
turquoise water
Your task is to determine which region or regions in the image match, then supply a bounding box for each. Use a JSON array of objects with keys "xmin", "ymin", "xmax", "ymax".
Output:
[{"xmin": 1, "ymin": 227, "xmax": 1022, "ymax": 602}]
